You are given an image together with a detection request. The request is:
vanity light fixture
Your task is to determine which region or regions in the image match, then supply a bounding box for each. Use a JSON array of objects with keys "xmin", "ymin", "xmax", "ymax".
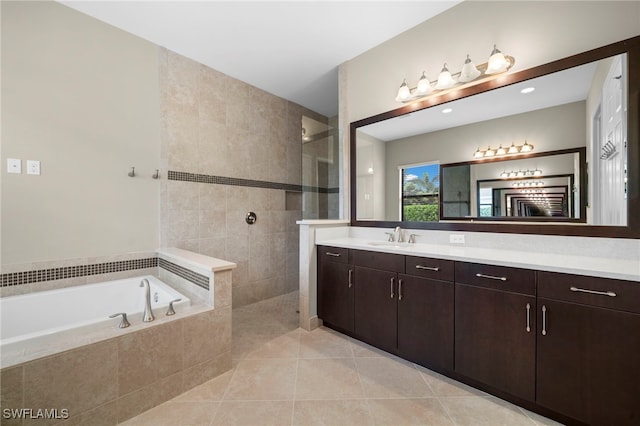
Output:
[
  {"xmin": 395, "ymin": 44, "xmax": 515, "ymax": 103},
  {"xmin": 486, "ymin": 44, "xmax": 510, "ymax": 74},
  {"xmin": 473, "ymin": 141, "xmax": 534, "ymax": 159},
  {"xmin": 416, "ymin": 72, "xmax": 433, "ymax": 95},
  {"xmin": 436, "ymin": 63, "xmax": 456, "ymax": 90},
  {"xmin": 459, "ymin": 54, "xmax": 481, "ymax": 83}
]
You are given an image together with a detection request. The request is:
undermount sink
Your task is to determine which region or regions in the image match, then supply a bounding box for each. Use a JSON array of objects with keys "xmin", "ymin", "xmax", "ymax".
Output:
[{"xmin": 367, "ymin": 241, "xmax": 411, "ymax": 249}]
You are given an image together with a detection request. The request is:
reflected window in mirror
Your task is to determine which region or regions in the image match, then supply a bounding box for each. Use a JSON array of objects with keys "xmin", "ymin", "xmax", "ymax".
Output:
[{"xmin": 401, "ymin": 162, "xmax": 439, "ymax": 222}]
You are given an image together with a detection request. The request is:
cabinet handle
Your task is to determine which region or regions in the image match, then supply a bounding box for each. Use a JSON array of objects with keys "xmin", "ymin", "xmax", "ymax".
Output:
[
  {"xmin": 541, "ymin": 305, "xmax": 547, "ymax": 336},
  {"xmin": 569, "ymin": 286, "xmax": 616, "ymax": 297},
  {"xmin": 398, "ymin": 279, "xmax": 403, "ymax": 301},
  {"xmin": 416, "ymin": 265, "xmax": 440, "ymax": 272},
  {"xmin": 325, "ymin": 252, "xmax": 341, "ymax": 257},
  {"xmin": 475, "ymin": 273, "xmax": 507, "ymax": 281},
  {"xmin": 348, "ymin": 269, "xmax": 353, "ymax": 288},
  {"xmin": 526, "ymin": 303, "xmax": 531, "ymax": 332},
  {"xmin": 390, "ymin": 277, "xmax": 395, "ymax": 299}
]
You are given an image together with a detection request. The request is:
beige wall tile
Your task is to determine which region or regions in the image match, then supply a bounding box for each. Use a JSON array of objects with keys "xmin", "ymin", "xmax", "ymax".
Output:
[
  {"xmin": 183, "ymin": 307, "xmax": 231, "ymax": 368},
  {"xmin": 213, "ymin": 270, "xmax": 232, "ymax": 309},
  {"xmin": 24, "ymin": 340, "xmax": 118, "ymax": 418}
]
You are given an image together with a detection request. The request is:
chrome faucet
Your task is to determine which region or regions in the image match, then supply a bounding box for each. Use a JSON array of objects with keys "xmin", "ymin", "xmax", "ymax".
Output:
[
  {"xmin": 140, "ymin": 278, "xmax": 155, "ymax": 322},
  {"xmin": 394, "ymin": 226, "xmax": 404, "ymax": 243}
]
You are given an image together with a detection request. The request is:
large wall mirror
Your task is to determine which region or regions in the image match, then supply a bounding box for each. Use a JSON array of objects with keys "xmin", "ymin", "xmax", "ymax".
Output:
[{"xmin": 350, "ymin": 36, "xmax": 640, "ymax": 238}]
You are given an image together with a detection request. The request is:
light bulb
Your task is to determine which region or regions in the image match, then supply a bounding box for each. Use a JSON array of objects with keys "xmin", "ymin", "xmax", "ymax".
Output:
[
  {"xmin": 474, "ymin": 147, "xmax": 484, "ymax": 158},
  {"xmin": 459, "ymin": 54, "xmax": 481, "ymax": 82},
  {"xmin": 396, "ymin": 79, "xmax": 411, "ymax": 102},
  {"xmin": 496, "ymin": 144, "xmax": 506, "ymax": 155},
  {"xmin": 416, "ymin": 72, "xmax": 432, "ymax": 95},
  {"xmin": 436, "ymin": 63, "xmax": 456, "ymax": 89},
  {"xmin": 484, "ymin": 146, "xmax": 495, "ymax": 157},
  {"xmin": 486, "ymin": 44, "xmax": 510, "ymax": 74},
  {"xmin": 507, "ymin": 143, "xmax": 519, "ymax": 154},
  {"xmin": 520, "ymin": 140, "xmax": 534, "ymax": 152}
]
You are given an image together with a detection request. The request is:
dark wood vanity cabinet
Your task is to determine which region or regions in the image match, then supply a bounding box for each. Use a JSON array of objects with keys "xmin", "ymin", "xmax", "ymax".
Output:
[
  {"xmin": 317, "ymin": 246, "xmax": 354, "ymax": 333},
  {"xmin": 317, "ymin": 245, "xmax": 640, "ymax": 425},
  {"xmin": 351, "ymin": 249, "xmax": 404, "ymax": 353},
  {"xmin": 399, "ymin": 256, "xmax": 454, "ymax": 371},
  {"xmin": 536, "ymin": 272, "xmax": 640, "ymax": 426},
  {"xmin": 454, "ymin": 262, "xmax": 536, "ymax": 401}
]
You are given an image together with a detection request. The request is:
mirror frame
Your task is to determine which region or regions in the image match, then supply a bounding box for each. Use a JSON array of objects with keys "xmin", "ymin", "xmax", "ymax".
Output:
[
  {"xmin": 350, "ymin": 36, "xmax": 640, "ymax": 238},
  {"xmin": 439, "ymin": 147, "xmax": 587, "ymax": 222}
]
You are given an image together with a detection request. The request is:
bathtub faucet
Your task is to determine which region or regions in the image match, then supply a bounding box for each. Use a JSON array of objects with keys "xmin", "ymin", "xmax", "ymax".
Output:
[{"xmin": 140, "ymin": 279, "xmax": 155, "ymax": 322}]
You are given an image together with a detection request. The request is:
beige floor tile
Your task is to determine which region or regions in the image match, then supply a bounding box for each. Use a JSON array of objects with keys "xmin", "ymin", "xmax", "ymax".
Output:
[
  {"xmin": 244, "ymin": 329, "xmax": 301, "ymax": 359},
  {"xmin": 298, "ymin": 327, "xmax": 353, "ymax": 358},
  {"xmin": 356, "ymin": 357, "xmax": 434, "ymax": 398},
  {"xmin": 367, "ymin": 398, "xmax": 454, "ymax": 426},
  {"xmin": 212, "ymin": 401, "xmax": 294, "ymax": 426},
  {"xmin": 349, "ymin": 338, "xmax": 391, "ymax": 358},
  {"xmin": 520, "ymin": 408, "xmax": 565, "ymax": 425},
  {"xmin": 133, "ymin": 401, "xmax": 218, "ymax": 426},
  {"xmin": 439, "ymin": 396, "xmax": 536, "ymax": 425},
  {"xmin": 224, "ymin": 358, "xmax": 297, "ymax": 400},
  {"xmin": 295, "ymin": 358, "xmax": 365, "ymax": 400},
  {"xmin": 292, "ymin": 399, "xmax": 373, "ymax": 426},
  {"xmin": 173, "ymin": 370, "xmax": 233, "ymax": 402},
  {"xmin": 416, "ymin": 366, "xmax": 487, "ymax": 397}
]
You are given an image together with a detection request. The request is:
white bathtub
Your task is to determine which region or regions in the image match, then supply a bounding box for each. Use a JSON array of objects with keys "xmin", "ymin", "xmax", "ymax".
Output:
[{"xmin": 0, "ymin": 275, "xmax": 190, "ymax": 366}]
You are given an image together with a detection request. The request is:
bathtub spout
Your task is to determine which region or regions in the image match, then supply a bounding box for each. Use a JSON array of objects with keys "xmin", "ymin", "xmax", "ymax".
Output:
[{"xmin": 140, "ymin": 279, "xmax": 155, "ymax": 322}]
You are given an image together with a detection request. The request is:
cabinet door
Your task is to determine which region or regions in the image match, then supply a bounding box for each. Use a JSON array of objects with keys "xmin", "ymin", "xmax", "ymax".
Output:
[
  {"xmin": 537, "ymin": 298, "xmax": 640, "ymax": 425},
  {"xmin": 354, "ymin": 266, "xmax": 398, "ymax": 353},
  {"xmin": 397, "ymin": 274, "xmax": 453, "ymax": 371},
  {"xmin": 455, "ymin": 284, "xmax": 536, "ymax": 401},
  {"xmin": 318, "ymin": 259, "xmax": 354, "ymax": 333}
]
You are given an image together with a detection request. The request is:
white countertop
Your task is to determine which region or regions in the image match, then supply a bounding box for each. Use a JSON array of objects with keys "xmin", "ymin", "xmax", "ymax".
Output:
[{"xmin": 316, "ymin": 237, "xmax": 640, "ymax": 282}]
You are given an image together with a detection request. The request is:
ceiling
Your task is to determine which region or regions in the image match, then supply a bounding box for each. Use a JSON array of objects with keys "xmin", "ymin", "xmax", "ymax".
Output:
[{"xmin": 59, "ymin": 1, "xmax": 462, "ymax": 117}]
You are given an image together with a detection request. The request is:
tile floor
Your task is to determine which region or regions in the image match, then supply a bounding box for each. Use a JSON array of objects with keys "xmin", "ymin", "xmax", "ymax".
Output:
[{"xmin": 120, "ymin": 291, "xmax": 561, "ymax": 425}]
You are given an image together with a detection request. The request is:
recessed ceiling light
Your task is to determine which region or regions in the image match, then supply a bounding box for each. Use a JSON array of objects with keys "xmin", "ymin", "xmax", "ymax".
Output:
[
  {"xmin": 442, "ymin": 108, "xmax": 453, "ymax": 114},
  {"xmin": 521, "ymin": 87, "xmax": 535, "ymax": 94}
]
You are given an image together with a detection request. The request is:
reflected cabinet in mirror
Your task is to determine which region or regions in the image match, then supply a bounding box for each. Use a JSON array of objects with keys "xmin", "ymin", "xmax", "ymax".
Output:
[{"xmin": 350, "ymin": 36, "xmax": 640, "ymax": 238}]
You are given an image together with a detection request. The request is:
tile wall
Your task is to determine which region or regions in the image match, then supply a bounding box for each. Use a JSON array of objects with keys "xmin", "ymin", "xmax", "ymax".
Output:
[{"xmin": 159, "ymin": 49, "xmax": 314, "ymax": 307}]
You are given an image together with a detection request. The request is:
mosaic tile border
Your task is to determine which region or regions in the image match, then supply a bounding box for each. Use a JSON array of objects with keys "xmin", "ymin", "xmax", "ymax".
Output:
[
  {"xmin": 1, "ymin": 257, "xmax": 209, "ymax": 291},
  {"xmin": 158, "ymin": 258, "xmax": 209, "ymax": 290},
  {"xmin": 168, "ymin": 170, "xmax": 339, "ymax": 194}
]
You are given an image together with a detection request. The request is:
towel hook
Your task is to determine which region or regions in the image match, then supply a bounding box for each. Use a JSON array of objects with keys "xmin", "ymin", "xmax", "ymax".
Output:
[
  {"xmin": 128, "ymin": 167, "xmax": 135, "ymax": 177},
  {"xmin": 152, "ymin": 169, "xmax": 160, "ymax": 179}
]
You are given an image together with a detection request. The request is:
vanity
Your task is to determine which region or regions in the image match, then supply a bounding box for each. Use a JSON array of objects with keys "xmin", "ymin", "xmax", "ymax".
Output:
[
  {"xmin": 316, "ymin": 237, "xmax": 640, "ymax": 425},
  {"xmin": 309, "ymin": 35, "xmax": 640, "ymax": 425}
]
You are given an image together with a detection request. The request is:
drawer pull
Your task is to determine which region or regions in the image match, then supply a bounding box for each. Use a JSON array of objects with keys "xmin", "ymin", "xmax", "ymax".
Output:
[
  {"xmin": 398, "ymin": 279, "xmax": 403, "ymax": 301},
  {"xmin": 475, "ymin": 273, "xmax": 507, "ymax": 281},
  {"xmin": 416, "ymin": 265, "xmax": 440, "ymax": 272},
  {"xmin": 348, "ymin": 269, "xmax": 353, "ymax": 288},
  {"xmin": 325, "ymin": 252, "xmax": 341, "ymax": 257},
  {"xmin": 541, "ymin": 305, "xmax": 547, "ymax": 336},
  {"xmin": 526, "ymin": 303, "xmax": 531, "ymax": 332},
  {"xmin": 390, "ymin": 277, "xmax": 395, "ymax": 299},
  {"xmin": 569, "ymin": 286, "xmax": 616, "ymax": 297}
]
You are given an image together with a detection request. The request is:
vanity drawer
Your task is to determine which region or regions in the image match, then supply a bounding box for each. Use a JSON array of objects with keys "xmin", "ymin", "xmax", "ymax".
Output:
[
  {"xmin": 538, "ymin": 271, "xmax": 640, "ymax": 314},
  {"xmin": 318, "ymin": 246, "xmax": 349, "ymax": 264},
  {"xmin": 350, "ymin": 249, "xmax": 404, "ymax": 273},
  {"xmin": 405, "ymin": 256, "xmax": 454, "ymax": 281},
  {"xmin": 455, "ymin": 262, "xmax": 535, "ymax": 295}
]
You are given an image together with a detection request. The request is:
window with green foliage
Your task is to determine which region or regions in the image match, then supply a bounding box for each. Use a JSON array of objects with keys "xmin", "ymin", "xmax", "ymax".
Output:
[{"xmin": 401, "ymin": 162, "xmax": 439, "ymax": 222}]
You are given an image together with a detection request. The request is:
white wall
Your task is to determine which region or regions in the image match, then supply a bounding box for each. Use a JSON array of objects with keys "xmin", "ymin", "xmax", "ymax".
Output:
[{"xmin": 1, "ymin": 1, "xmax": 161, "ymax": 266}]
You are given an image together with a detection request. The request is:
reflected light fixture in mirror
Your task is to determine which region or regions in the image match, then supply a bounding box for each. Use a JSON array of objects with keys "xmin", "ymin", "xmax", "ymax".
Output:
[{"xmin": 395, "ymin": 44, "xmax": 515, "ymax": 103}]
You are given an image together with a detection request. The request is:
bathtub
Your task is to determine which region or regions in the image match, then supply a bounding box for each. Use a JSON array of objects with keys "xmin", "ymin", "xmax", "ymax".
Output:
[{"xmin": 0, "ymin": 275, "xmax": 190, "ymax": 366}]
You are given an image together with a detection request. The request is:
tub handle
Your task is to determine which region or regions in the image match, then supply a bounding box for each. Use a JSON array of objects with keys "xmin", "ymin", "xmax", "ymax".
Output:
[
  {"xmin": 109, "ymin": 312, "xmax": 131, "ymax": 329},
  {"xmin": 166, "ymin": 299, "xmax": 182, "ymax": 316}
]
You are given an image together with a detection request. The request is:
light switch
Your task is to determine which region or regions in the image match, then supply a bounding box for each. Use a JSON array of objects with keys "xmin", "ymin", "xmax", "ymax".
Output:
[
  {"xmin": 7, "ymin": 158, "xmax": 21, "ymax": 174},
  {"xmin": 27, "ymin": 160, "xmax": 41, "ymax": 175}
]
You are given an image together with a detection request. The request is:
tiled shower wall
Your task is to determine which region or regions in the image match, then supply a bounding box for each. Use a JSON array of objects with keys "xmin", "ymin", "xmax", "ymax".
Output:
[{"xmin": 159, "ymin": 49, "xmax": 306, "ymax": 307}]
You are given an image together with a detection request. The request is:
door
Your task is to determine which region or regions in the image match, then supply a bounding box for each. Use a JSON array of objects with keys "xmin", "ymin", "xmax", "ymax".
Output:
[
  {"xmin": 455, "ymin": 284, "xmax": 536, "ymax": 401},
  {"xmin": 354, "ymin": 266, "xmax": 398, "ymax": 353},
  {"xmin": 397, "ymin": 274, "xmax": 453, "ymax": 371},
  {"xmin": 317, "ymin": 255, "xmax": 354, "ymax": 333}
]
